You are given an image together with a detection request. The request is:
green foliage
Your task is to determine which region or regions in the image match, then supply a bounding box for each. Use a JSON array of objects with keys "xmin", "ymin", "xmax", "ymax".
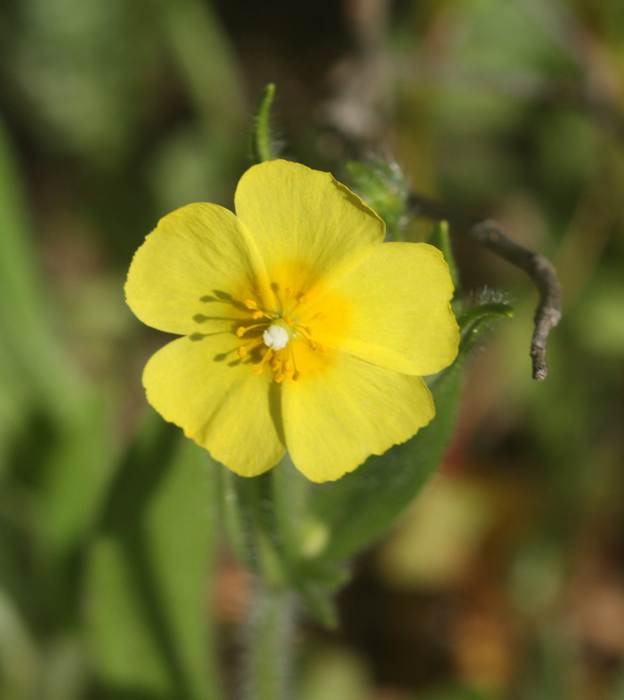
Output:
[
  {"xmin": 38, "ymin": 393, "xmax": 117, "ymax": 559},
  {"xmin": 0, "ymin": 589, "xmax": 39, "ymax": 700},
  {"xmin": 0, "ymin": 106, "xmax": 223, "ymax": 698},
  {"xmin": 86, "ymin": 416, "xmax": 221, "ymax": 700},
  {"xmin": 5, "ymin": 0, "xmax": 619, "ymax": 693},
  {"xmin": 0, "ymin": 117, "xmax": 83, "ymax": 419},
  {"xmin": 3, "ymin": 0, "xmax": 157, "ymax": 166}
]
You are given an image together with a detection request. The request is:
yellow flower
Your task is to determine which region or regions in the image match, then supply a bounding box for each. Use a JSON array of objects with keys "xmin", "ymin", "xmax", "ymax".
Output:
[{"xmin": 125, "ymin": 160, "xmax": 459, "ymax": 483}]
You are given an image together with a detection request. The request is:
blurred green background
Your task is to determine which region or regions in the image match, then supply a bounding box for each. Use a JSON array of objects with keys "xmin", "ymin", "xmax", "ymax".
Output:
[{"xmin": 1, "ymin": 0, "xmax": 623, "ymax": 698}]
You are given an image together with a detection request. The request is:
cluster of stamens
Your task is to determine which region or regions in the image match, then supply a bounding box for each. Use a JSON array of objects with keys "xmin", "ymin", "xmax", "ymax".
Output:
[{"xmin": 234, "ymin": 291, "xmax": 319, "ymax": 382}]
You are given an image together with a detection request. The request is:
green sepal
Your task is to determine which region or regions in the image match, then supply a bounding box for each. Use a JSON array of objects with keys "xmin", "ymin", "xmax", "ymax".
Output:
[
  {"xmin": 458, "ymin": 299, "xmax": 514, "ymax": 355},
  {"xmin": 345, "ymin": 160, "xmax": 409, "ymax": 240}
]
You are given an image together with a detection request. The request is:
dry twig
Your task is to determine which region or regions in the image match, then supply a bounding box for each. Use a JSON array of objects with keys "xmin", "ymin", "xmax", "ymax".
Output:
[{"xmin": 409, "ymin": 195, "xmax": 562, "ymax": 381}]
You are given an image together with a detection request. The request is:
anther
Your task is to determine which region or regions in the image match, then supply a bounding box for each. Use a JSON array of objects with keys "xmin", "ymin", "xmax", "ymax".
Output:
[
  {"xmin": 236, "ymin": 322, "xmax": 266, "ymax": 337},
  {"xmin": 238, "ymin": 339, "xmax": 260, "ymax": 358},
  {"xmin": 253, "ymin": 347, "xmax": 273, "ymax": 375}
]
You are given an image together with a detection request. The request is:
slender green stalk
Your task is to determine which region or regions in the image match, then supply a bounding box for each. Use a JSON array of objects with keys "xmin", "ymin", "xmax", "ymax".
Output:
[
  {"xmin": 253, "ymin": 83, "xmax": 277, "ymax": 163},
  {"xmin": 219, "ymin": 469, "xmax": 289, "ymax": 586},
  {"xmin": 430, "ymin": 220, "xmax": 459, "ymax": 288},
  {"xmin": 241, "ymin": 583, "xmax": 296, "ymax": 700}
]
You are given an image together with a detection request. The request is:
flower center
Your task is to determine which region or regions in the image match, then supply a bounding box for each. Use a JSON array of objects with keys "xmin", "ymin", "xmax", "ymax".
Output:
[
  {"xmin": 209, "ymin": 273, "xmax": 348, "ymax": 383},
  {"xmin": 232, "ymin": 288, "xmax": 313, "ymax": 383}
]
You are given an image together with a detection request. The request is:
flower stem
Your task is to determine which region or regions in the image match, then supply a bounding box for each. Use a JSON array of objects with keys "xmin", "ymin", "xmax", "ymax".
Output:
[
  {"xmin": 218, "ymin": 464, "xmax": 300, "ymax": 697},
  {"xmin": 240, "ymin": 582, "xmax": 296, "ymax": 700}
]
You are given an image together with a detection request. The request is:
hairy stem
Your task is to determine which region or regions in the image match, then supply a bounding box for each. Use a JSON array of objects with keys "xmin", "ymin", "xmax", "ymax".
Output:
[
  {"xmin": 253, "ymin": 83, "xmax": 277, "ymax": 163},
  {"xmin": 240, "ymin": 583, "xmax": 296, "ymax": 700}
]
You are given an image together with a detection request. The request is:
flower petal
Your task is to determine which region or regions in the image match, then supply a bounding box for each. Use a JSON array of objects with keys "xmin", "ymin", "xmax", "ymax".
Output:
[
  {"xmin": 321, "ymin": 242, "xmax": 459, "ymax": 376},
  {"xmin": 234, "ymin": 160, "xmax": 384, "ymax": 289},
  {"xmin": 125, "ymin": 203, "xmax": 269, "ymax": 335},
  {"xmin": 143, "ymin": 334, "xmax": 284, "ymax": 476},
  {"xmin": 281, "ymin": 353, "xmax": 435, "ymax": 482}
]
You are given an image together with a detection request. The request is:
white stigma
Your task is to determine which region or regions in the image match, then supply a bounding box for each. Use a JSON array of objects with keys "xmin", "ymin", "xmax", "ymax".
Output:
[{"xmin": 262, "ymin": 324, "xmax": 290, "ymax": 351}]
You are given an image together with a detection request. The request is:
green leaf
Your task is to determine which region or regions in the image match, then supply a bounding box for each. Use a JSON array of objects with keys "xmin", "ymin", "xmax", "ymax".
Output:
[
  {"xmin": 38, "ymin": 393, "xmax": 118, "ymax": 559},
  {"xmin": 0, "ymin": 116, "xmax": 84, "ymax": 419},
  {"xmin": 86, "ymin": 415, "xmax": 222, "ymax": 700},
  {"xmin": 0, "ymin": 588, "xmax": 39, "ymax": 700},
  {"xmin": 307, "ymin": 361, "xmax": 462, "ymax": 563}
]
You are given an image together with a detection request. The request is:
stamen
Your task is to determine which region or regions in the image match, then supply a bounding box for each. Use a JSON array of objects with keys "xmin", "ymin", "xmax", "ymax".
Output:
[
  {"xmin": 234, "ymin": 281, "xmax": 322, "ymax": 382},
  {"xmin": 236, "ymin": 322, "xmax": 266, "ymax": 337},
  {"xmin": 237, "ymin": 338, "xmax": 262, "ymax": 359},
  {"xmin": 253, "ymin": 348, "xmax": 273, "ymax": 375},
  {"xmin": 289, "ymin": 345, "xmax": 300, "ymax": 381},
  {"xmin": 297, "ymin": 325, "xmax": 318, "ymax": 350}
]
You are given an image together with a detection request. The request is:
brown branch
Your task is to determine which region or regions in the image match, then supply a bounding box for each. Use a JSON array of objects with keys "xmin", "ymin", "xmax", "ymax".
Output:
[
  {"xmin": 408, "ymin": 195, "xmax": 562, "ymax": 381},
  {"xmin": 469, "ymin": 220, "xmax": 562, "ymax": 381}
]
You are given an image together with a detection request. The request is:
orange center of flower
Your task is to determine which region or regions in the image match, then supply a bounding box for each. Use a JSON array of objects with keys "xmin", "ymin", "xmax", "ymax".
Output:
[
  {"xmin": 234, "ymin": 284, "xmax": 331, "ymax": 383},
  {"xmin": 195, "ymin": 264, "xmax": 351, "ymax": 382}
]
